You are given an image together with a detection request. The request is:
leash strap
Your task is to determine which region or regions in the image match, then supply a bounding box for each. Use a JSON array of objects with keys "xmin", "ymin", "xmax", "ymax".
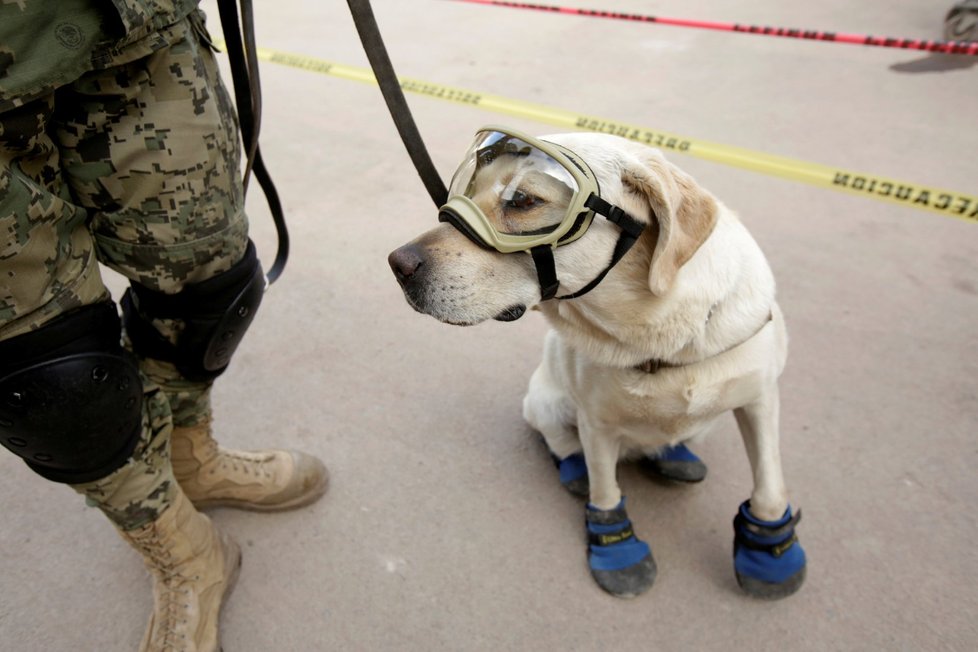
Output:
[
  {"xmin": 346, "ymin": 0, "xmax": 448, "ymax": 207},
  {"xmin": 217, "ymin": 0, "xmax": 289, "ymax": 284}
]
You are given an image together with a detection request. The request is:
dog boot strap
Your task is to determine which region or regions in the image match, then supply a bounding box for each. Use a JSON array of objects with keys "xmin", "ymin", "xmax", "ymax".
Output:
[
  {"xmin": 733, "ymin": 500, "xmax": 807, "ymax": 591},
  {"xmin": 734, "ymin": 503, "xmax": 802, "ymax": 556},
  {"xmin": 586, "ymin": 499, "xmax": 651, "ymax": 572}
]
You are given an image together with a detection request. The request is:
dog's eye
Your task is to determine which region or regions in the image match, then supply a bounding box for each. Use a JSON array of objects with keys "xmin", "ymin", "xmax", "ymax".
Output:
[
  {"xmin": 505, "ymin": 190, "xmax": 542, "ymax": 211},
  {"xmin": 477, "ymin": 149, "xmax": 495, "ymax": 167}
]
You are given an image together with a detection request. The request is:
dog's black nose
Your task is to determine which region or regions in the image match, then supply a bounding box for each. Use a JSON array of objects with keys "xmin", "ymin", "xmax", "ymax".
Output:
[{"xmin": 388, "ymin": 245, "xmax": 425, "ymax": 287}]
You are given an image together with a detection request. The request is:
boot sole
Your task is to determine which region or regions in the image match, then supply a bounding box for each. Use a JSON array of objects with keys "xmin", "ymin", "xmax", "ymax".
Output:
[
  {"xmin": 735, "ymin": 565, "xmax": 806, "ymax": 600},
  {"xmin": 590, "ymin": 553, "xmax": 658, "ymax": 599},
  {"xmin": 638, "ymin": 458, "xmax": 708, "ymax": 483},
  {"xmin": 217, "ymin": 534, "xmax": 243, "ymax": 652}
]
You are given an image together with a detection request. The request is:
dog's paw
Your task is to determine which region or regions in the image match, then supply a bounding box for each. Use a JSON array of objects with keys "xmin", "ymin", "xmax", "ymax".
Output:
[
  {"xmin": 552, "ymin": 452, "xmax": 589, "ymax": 497},
  {"xmin": 586, "ymin": 499, "xmax": 656, "ymax": 598},
  {"xmin": 640, "ymin": 443, "xmax": 708, "ymax": 483},
  {"xmin": 732, "ymin": 500, "xmax": 806, "ymax": 599}
]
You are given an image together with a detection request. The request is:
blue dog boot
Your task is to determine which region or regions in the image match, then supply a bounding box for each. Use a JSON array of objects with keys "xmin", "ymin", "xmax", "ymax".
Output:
[
  {"xmin": 586, "ymin": 499, "xmax": 656, "ymax": 598},
  {"xmin": 641, "ymin": 443, "xmax": 708, "ymax": 483},
  {"xmin": 733, "ymin": 500, "xmax": 806, "ymax": 599},
  {"xmin": 552, "ymin": 452, "xmax": 589, "ymax": 497}
]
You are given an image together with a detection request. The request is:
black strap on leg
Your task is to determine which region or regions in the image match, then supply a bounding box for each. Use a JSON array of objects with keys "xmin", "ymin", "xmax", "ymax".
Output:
[
  {"xmin": 586, "ymin": 502, "xmax": 630, "ymax": 526},
  {"xmin": 734, "ymin": 509, "xmax": 803, "ymax": 558},
  {"xmin": 585, "ymin": 503, "xmax": 639, "ymax": 546},
  {"xmin": 0, "ymin": 303, "xmax": 144, "ymax": 484},
  {"xmin": 588, "ymin": 523, "xmax": 637, "ymax": 547},
  {"xmin": 121, "ymin": 241, "xmax": 265, "ymax": 382},
  {"xmin": 217, "ymin": 0, "xmax": 289, "ymax": 284}
]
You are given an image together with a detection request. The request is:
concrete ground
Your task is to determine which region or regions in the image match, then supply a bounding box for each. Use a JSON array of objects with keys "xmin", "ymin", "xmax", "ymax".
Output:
[{"xmin": 2, "ymin": 0, "xmax": 977, "ymax": 650}]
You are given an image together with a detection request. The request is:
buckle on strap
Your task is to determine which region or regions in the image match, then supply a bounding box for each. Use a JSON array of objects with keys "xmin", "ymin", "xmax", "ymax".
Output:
[
  {"xmin": 585, "ymin": 195, "xmax": 645, "ymax": 238},
  {"xmin": 634, "ymin": 358, "xmax": 680, "ymax": 374}
]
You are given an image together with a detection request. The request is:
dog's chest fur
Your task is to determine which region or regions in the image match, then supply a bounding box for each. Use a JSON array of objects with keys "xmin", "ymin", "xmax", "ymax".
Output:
[{"xmin": 543, "ymin": 323, "xmax": 774, "ymax": 450}]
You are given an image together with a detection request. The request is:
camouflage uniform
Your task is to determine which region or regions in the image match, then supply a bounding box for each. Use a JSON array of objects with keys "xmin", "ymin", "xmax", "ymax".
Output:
[{"xmin": 0, "ymin": 0, "xmax": 248, "ymax": 529}]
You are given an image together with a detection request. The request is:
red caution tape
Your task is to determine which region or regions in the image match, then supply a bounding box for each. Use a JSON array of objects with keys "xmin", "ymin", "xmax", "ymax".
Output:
[{"xmin": 450, "ymin": 0, "xmax": 978, "ymax": 56}]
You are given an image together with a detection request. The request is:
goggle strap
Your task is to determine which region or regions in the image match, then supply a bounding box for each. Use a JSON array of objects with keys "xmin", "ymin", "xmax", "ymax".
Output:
[
  {"xmin": 557, "ymin": 199, "xmax": 647, "ymax": 300},
  {"xmin": 557, "ymin": 228, "xmax": 640, "ymax": 300},
  {"xmin": 533, "ymin": 199, "xmax": 647, "ymax": 301},
  {"xmin": 585, "ymin": 195, "xmax": 646, "ymax": 239},
  {"xmin": 530, "ymin": 245, "xmax": 560, "ymax": 301}
]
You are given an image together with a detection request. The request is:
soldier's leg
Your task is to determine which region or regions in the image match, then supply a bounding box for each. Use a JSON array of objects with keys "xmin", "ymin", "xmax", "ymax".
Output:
[
  {"xmin": 1, "ymin": 85, "xmax": 239, "ymax": 652},
  {"xmin": 0, "ymin": 90, "xmax": 176, "ymax": 527},
  {"xmin": 56, "ymin": 9, "xmax": 327, "ymax": 513}
]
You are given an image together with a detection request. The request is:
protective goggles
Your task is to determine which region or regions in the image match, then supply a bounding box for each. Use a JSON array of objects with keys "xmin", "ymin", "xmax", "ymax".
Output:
[
  {"xmin": 439, "ymin": 126, "xmax": 603, "ymax": 253},
  {"xmin": 438, "ymin": 126, "xmax": 646, "ymax": 300}
]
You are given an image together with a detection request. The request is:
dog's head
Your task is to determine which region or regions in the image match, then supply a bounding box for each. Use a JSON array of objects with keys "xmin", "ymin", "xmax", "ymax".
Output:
[{"xmin": 388, "ymin": 131, "xmax": 718, "ymax": 326}]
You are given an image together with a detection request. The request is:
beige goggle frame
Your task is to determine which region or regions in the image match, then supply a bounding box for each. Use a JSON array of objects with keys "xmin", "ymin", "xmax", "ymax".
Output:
[{"xmin": 438, "ymin": 125, "xmax": 600, "ymax": 254}]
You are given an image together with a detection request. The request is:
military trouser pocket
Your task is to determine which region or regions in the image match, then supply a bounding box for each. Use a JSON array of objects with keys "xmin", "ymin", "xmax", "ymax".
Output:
[{"xmin": 188, "ymin": 9, "xmax": 220, "ymax": 54}]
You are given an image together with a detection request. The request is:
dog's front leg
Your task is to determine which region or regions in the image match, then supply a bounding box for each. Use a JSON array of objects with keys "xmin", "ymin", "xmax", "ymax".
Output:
[
  {"xmin": 578, "ymin": 417, "xmax": 621, "ymax": 511},
  {"xmin": 734, "ymin": 387, "xmax": 787, "ymax": 521},
  {"xmin": 731, "ymin": 386, "xmax": 807, "ymax": 599},
  {"xmin": 579, "ymin": 416, "xmax": 657, "ymax": 598}
]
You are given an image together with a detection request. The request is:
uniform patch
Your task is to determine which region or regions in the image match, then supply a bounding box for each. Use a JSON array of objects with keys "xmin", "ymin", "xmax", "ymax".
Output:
[{"xmin": 54, "ymin": 23, "xmax": 84, "ymax": 50}]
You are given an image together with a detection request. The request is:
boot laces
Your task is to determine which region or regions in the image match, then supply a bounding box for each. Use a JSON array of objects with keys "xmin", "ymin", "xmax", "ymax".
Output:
[
  {"xmin": 129, "ymin": 525, "xmax": 193, "ymax": 648},
  {"xmin": 211, "ymin": 448, "xmax": 276, "ymax": 480}
]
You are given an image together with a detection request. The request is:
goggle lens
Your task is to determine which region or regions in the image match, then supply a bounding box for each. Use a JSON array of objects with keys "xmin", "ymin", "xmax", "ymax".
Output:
[{"xmin": 448, "ymin": 131, "xmax": 580, "ymax": 238}]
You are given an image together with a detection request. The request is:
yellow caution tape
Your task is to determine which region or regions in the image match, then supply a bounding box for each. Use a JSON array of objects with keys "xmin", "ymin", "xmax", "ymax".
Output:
[{"xmin": 235, "ymin": 44, "xmax": 977, "ymax": 224}]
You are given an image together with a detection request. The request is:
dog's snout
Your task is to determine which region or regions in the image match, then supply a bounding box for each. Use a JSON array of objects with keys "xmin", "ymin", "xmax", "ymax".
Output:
[{"xmin": 388, "ymin": 244, "xmax": 425, "ymax": 287}]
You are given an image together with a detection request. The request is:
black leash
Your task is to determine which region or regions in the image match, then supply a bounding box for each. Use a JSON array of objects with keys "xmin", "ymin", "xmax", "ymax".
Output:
[
  {"xmin": 346, "ymin": 0, "xmax": 448, "ymax": 207},
  {"xmin": 217, "ymin": 0, "xmax": 289, "ymax": 284}
]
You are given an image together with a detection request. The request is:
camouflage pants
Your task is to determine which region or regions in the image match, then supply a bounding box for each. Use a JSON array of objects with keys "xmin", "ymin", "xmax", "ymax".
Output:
[{"xmin": 0, "ymin": 12, "xmax": 248, "ymax": 530}]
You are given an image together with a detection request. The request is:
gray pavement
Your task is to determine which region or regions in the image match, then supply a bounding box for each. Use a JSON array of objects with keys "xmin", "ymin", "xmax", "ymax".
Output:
[{"xmin": 2, "ymin": 1, "xmax": 977, "ymax": 650}]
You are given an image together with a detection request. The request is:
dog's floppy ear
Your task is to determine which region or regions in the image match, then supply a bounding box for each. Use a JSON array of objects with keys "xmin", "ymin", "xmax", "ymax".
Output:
[{"xmin": 622, "ymin": 150, "xmax": 719, "ymax": 296}]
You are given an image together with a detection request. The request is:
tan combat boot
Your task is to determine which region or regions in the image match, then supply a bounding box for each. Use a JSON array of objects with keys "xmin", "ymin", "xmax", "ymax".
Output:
[
  {"xmin": 120, "ymin": 487, "xmax": 241, "ymax": 652},
  {"xmin": 170, "ymin": 419, "xmax": 328, "ymax": 511}
]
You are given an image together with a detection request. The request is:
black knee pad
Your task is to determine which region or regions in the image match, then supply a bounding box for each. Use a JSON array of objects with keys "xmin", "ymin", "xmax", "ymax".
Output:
[
  {"xmin": 0, "ymin": 303, "xmax": 144, "ymax": 484},
  {"xmin": 121, "ymin": 240, "xmax": 265, "ymax": 382}
]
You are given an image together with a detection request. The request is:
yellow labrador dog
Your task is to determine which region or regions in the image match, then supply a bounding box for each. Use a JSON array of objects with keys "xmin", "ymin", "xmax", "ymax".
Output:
[{"xmin": 388, "ymin": 128, "xmax": 806, "ymax": 600}]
